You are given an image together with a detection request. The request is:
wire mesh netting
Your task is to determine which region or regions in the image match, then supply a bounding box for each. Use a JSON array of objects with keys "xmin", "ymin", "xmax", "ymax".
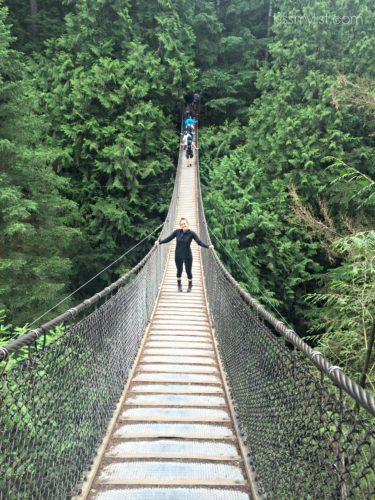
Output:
[
  {"xmin": 2, "ymin": 275, "xmax": 147, "ymax": 498},
  {"xmin": 197, "ymin": 171, "xmax": 375, "ymax": 499},
  {"xmin": 0, "ymin": 156, "xmax": 181, "ymax": 500},
  {"xmin": 1, "ymin": 145, "xmax": 375, "ymax": 500}
]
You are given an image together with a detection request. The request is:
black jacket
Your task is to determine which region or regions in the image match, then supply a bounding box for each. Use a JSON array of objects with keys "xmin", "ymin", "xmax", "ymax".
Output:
[{"xmin": 160, "ymin": 229, "xmax": 209, "ymax": 259}]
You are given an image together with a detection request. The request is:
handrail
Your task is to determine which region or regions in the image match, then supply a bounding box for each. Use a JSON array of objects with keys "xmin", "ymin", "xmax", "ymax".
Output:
[
  {"xmin": 0, "ymin": 140, "xmax": 183, "ymax": 363},
  {"xmin": 195, "ymin": 147, "xmax": 375, "ymax": 417},
  {"xmin": 0, "ymin": 246, "xmax": 156, "ymax": 362},
  {"xmin": 212, "ymin": 250, "xmax": 375, "ymax": 416}
]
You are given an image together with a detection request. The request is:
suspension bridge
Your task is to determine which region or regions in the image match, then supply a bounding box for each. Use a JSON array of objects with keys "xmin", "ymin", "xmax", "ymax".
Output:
[{"xmin": 1, "ymin": 129, "xmax": 374, "ymax": 500}]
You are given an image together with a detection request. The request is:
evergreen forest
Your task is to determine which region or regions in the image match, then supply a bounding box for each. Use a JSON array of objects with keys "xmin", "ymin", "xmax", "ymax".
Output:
[{"xmin": 0, "ymin": 0, "xmax": 374, "ymax": 393}]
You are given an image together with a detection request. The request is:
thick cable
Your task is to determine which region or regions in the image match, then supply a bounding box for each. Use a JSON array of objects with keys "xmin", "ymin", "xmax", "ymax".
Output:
[
  {"xmin": 209, "ymin": 228, "xmax": 294, "ymax": 329},
  {"xmin": 7, "ymin": 223, "xmax": 163, "ymax": 342},
  {"xmin": 197, "ymin": 152, "xmax": 375, "ymax": 416}
]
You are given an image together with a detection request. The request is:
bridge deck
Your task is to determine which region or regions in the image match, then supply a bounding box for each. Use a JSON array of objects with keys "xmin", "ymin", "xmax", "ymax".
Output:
[{"xmin": 80, "ymin": 152, "xmax": 253, "ymax": 499}]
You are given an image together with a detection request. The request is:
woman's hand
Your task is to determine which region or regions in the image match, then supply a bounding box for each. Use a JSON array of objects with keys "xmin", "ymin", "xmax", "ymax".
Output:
[
  {"xmin": 209, "ymin": 244, "xmax": 214, "ymax": 250},
  {"xmin": 154, "ymin": 240, "xmax": 160, "ymax": 246}
]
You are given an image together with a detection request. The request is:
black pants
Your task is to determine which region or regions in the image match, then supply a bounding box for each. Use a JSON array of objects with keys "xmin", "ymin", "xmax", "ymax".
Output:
[
  {"xmin": 186, "ymin": 147, "xmax": 193, "ymax": 159},
  {"xmin": 175, "ymin": 256, "xmax": 193, "ymax": 280}
]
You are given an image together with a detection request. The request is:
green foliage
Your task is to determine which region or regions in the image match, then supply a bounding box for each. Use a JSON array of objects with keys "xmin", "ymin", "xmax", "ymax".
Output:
[
  {"xmin": 3, "ymin": 0, "xmax": 70, "ymax": 53},
  {"xmin": 190, "ymin": 0, "xmax": 269, "ymax": 123},
  {"xmin": 0, "ymin": 5, "xmax": 79, "ymax": 325},
  {"xmin": 35, "ymin": 0, "xmax": 196, "ymax": 292},
  {"xmin": 201, "ymin": 133, "xmax": 321, "ymax": 316},
  {"xmin": 307, "ymin": 232, "xmax": 375, "ymax": 391},
  {"xmin": 0, "ymin": 309, "xmax": 67, "ymax": 373},
  {"xmin": 328, "ymin": 159, "xmax": 375, "ymax": 208},
  {"xmin": 0, "ymin": 310, "xmax": 28, "ymax": 346},
  {"xmin": 303, "ymin": 159, "xmax": 375, "ymax": 392},
  {"xmin": 201, "ymin": 0, "xmax": 375, "ymax": 370},
  {"xmin": 2, "ymin": 0, "xmax": 374, "ymax": 394}
]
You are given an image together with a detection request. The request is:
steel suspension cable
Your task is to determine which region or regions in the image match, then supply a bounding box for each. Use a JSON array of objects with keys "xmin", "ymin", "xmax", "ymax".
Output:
[
  {"xmin": 27, "ymin": 223, "xmax": 163, "ymax": 330},
  {"xmin": 208, "ymin": 228, "xmax": 294, "ymax": 329}
]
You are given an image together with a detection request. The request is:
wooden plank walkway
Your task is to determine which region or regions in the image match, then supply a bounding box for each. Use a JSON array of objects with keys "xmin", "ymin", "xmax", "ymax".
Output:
[{"xmin": 79, "ymin": 149, "xmax": 255, "ymax": 500}]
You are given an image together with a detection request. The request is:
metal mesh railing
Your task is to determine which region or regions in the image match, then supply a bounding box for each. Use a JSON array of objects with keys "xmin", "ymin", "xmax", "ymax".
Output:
[
  {"xmin": 196, "ymin": 165, "xmax": 375, "ymax": 499},
  {"xmin": 2, "ymin": 133, "xmax": 375, "ymax": 500},
  {"xmin": 0, "ymin": 152, "xmax": 182, "ymax": 500}
]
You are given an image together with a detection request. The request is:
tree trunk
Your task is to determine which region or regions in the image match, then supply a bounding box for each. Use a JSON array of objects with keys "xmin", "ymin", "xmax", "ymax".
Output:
[
  {"xmin": 30, "ymin": 0, "xmax": 38, "ymax": 41},
  {"xmin": 30, "ymin": 0, "xmax": 38, "ymax": 17},
  {"xmin": 264, "ymin": 0, "xmax": 273, "ymax": 63},
  {"xmin": 216, "ymin": 0, "xmax": 220, "ymax": 17}
]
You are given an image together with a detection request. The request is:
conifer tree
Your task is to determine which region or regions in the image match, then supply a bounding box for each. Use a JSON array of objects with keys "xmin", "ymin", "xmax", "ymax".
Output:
[
  {"xmin": 37, "ymin": 0, "xmax": 196, "ymax": 290},
  {"xmin": 201, "ymin": 0, "xmax": 375, "ymax": 334},
  {"xmin": 3, "ymin": 0, "xmax": 69, "ymax": 52},
  {"xmin": 0, "ymin": 5, "xmax": 78, "ymax": 325},
  {"xmin": 191, "ymin": 0, "xmax": 270, "ymax": 123}
]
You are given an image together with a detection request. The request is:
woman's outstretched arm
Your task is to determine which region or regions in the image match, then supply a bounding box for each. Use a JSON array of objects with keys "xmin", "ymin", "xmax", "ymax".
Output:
[
  {"xmin": 191, "ymin": 231, "xmax": 213, "ymax": 249},
  {"xmin": 159, "ymin": 229, "xmax": 179, "ymax": 244}
]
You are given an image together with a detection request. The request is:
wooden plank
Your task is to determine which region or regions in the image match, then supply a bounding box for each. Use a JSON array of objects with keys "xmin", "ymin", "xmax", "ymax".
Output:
[
  {"xmin": 129, "ymin": 387, "xmax": 224, "ymax": 394},
  {"xmin": 132, "ymin": 377, "xmax": 221, "ymax": 385},
  {"xmin": 119, "ymin": 416, "xmax": 230, "ymax": 423},
  {"xmin": 158, "ymin": 300, "xmax": 206, "ymax": 308},
  {"xmin": 150, "ymin": 325, "xmax": 210, "ymax": 331},
  {"xmin": 157, "ymin": 300, "xmax": 205, "ymax": 305},
  {"xmin": 149, "ymin": 331, "xmax": 210, "ymax": 336},
  {"xmin": 153, "ymin": 312, "xmax": 208, "ymax": 325},
  {"xmin": 154, "ymin": 311, "xmax": 207, "ymax": 318},
  {"xmin": 143, "ymin": 352, "xmax": 215, "ymax": 358},
  {"xmin": 144, "ymin": 346, "xmax": 214, "ymax": 352},
  {"xmin": 152, "ymin": 319, "xmax": 210, "ymax": 332},
  {"xmin": 153, "ymin": 314, "xmax": 209, "ymax": 326},
  {"xmin": 144, "ymin": 346, "xmax": 213, "ymax": 352},
  {"xmin": 145, "ymin": 342, "xmax": 213, "ymax": 349},
  {"xmin": 139, "ymin": 359, "xmax": 216, "ymax": 367},
  {"xmin": 137, "ymin": 367, "xmax": 219, "ymax": 374},
  {"xmin": 146, "ymin": 338, "xmax": 212, "ymax": 343},
  {"xmin": 123, "ymin": 402, "xmax": 227, "ymax": 408},
  {"xmin": 104, "ymin": 453, "xmax": 241, "ymax": 461},
  {"xmin": 112, "ymin": 434, "xmax": 236, "ymax": 441},
  {"xmin": 143, "ymin": 345, "xmax": 214, "ymax": 350},
  {"xmin": 98, "ymin": 479, "xmax": 247, "ymax": 487},
  {"xmin": 151, "ymin": 328, "xmax": 211, "ymax": 332}
]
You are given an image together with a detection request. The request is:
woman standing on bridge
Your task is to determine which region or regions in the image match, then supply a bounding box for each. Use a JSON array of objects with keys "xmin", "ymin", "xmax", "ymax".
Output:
[{"xmin": 156, "ymin": 218, "xmax": 213, "ymax": 292}]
